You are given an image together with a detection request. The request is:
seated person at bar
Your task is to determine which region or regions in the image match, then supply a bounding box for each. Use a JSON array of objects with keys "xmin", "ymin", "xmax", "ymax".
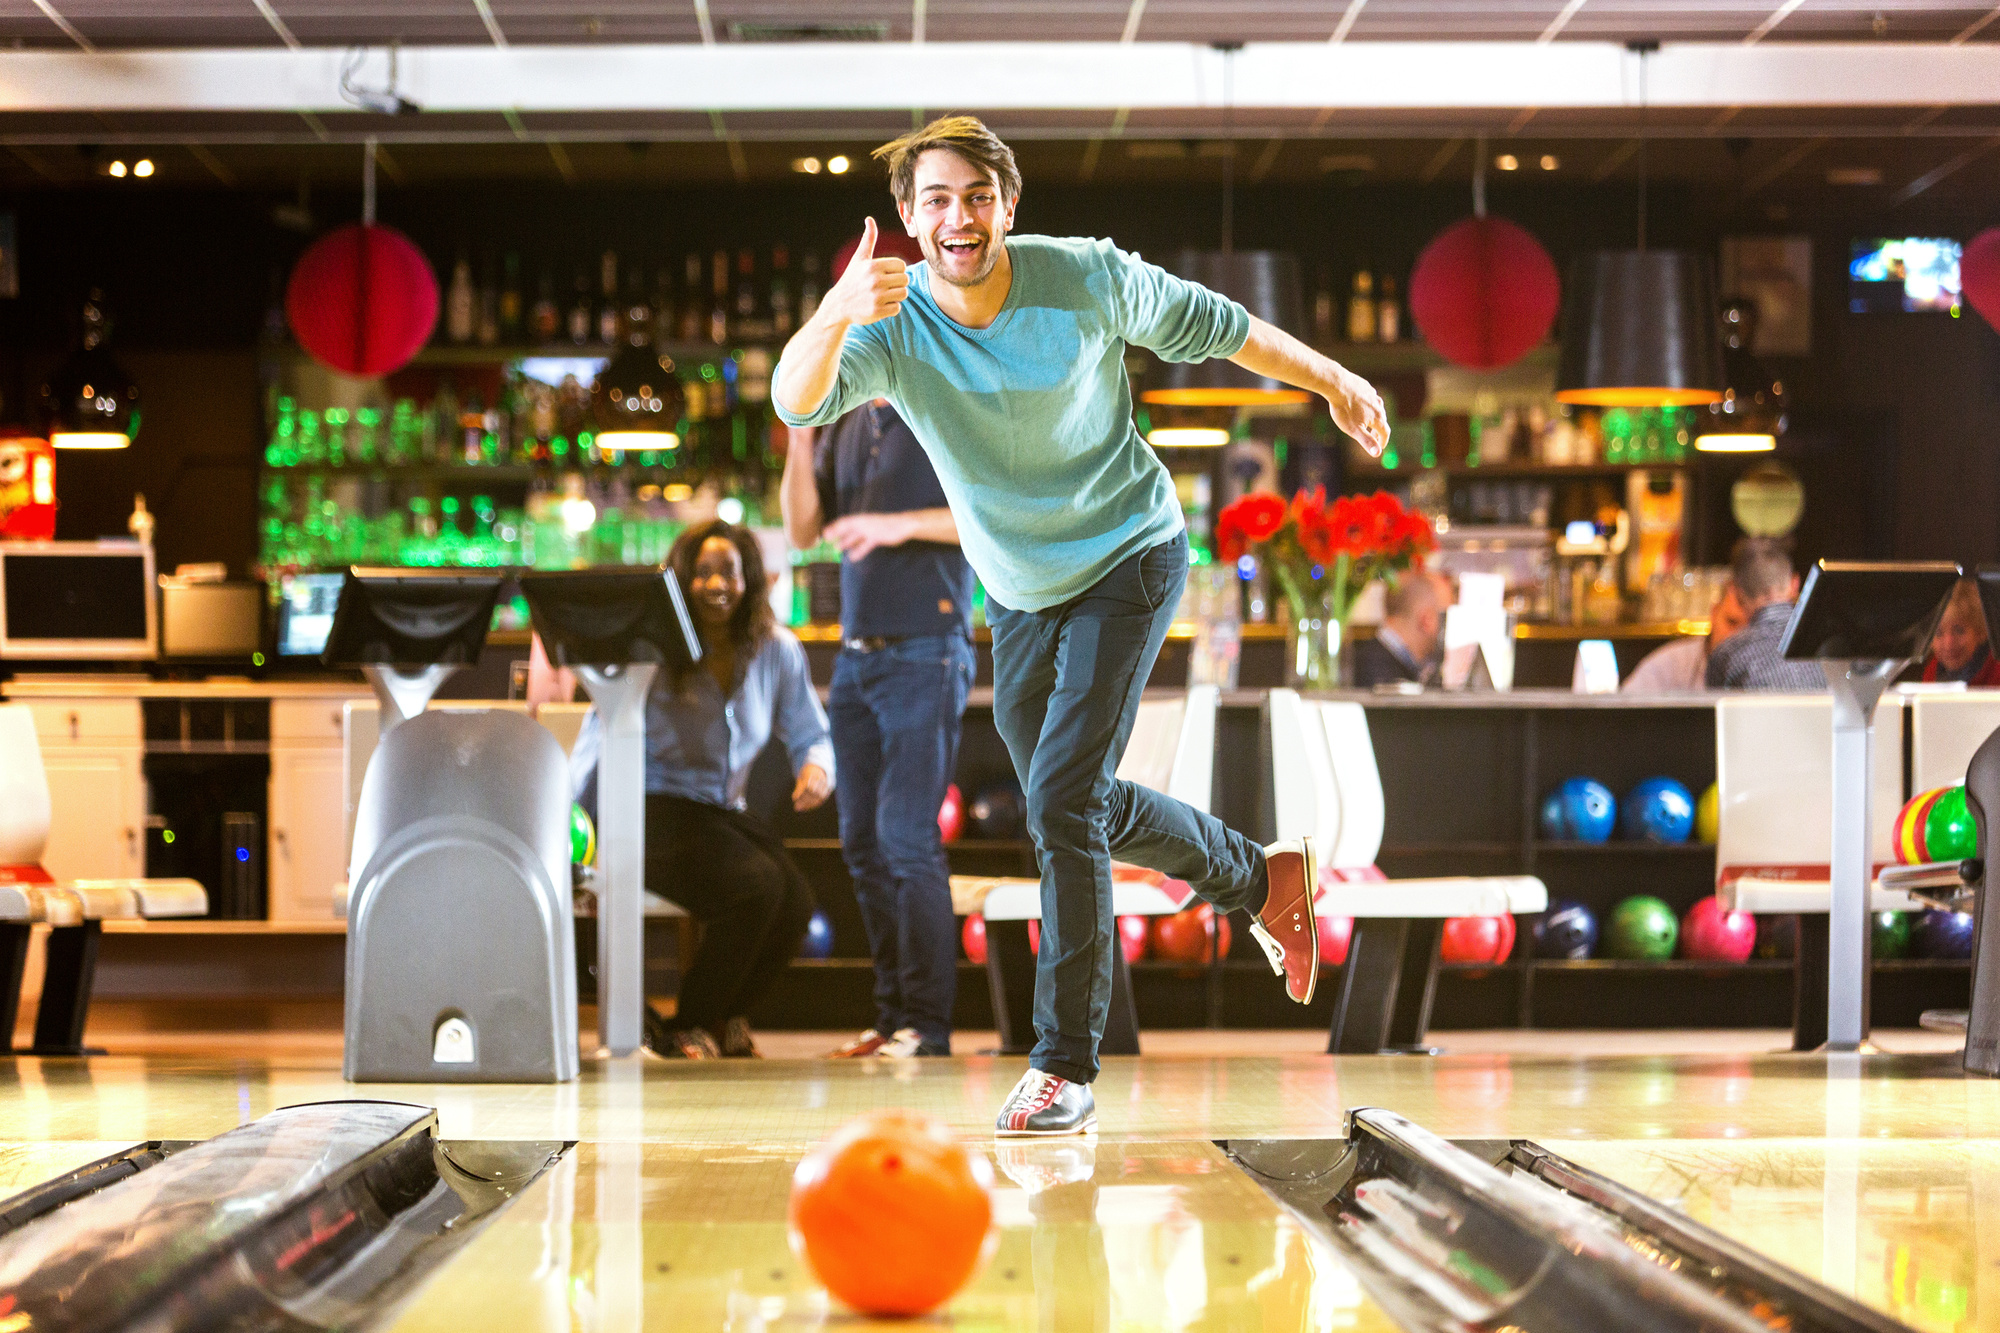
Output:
[
  {"xmin": 1350, "ymin": 570, "xmax": 1450, "ymax": 688},
  {"xmin": 573, "ymin": 519, "xmax": 835, "ymax": 1059},
  {"xmin": 1918, "ymin": 577, "xmax": 2000, "ymax": 686},
  {"xmin": 1622, "ymin": 580, "xmax": 1749, "ymax": 693},
  {"xmin": 1704, "ymin": 537, "xmax": 1824, "ymax": 691}
]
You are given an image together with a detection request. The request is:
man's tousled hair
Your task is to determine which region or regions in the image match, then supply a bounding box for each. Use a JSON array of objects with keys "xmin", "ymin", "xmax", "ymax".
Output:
[{"xmin": 873, "ymin": 115, "xmax": 1022, "ymax": 207}]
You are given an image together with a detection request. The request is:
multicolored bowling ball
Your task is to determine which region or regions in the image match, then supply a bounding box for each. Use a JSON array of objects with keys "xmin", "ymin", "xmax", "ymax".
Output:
[
  {"xmin": 960, "ymin": 914, "xmax": 987, "ymax": 964},
  {"xmin": 969, "ymin": 779, "xmax": 1027, "ymax": 840},
  {"xmin": 1540, "ymin": 777, "xmax": 1617, "ymax": 843},
  {"xmin": 1117, "ymin": 914, "xmax": 1149, "ymax": 964},
  {"xmin": 1604, "ymin": 896, "xmax": 1678, "ymax": 960},
  {"xmin": 789, "ymin": 1109, "xmax": 995, "ymax": 1316},
  {"xmin": 1441, "ymin": 914, "xmax": 1516, "ymax": 965},
  {"xmin": 570, "ymin": 803, "xmax": 596, "ymax": 866},
  {"xmin": 1914, "ymin": 909, "xmax": 1975, "ymax": 960},
  {"xmin": 937, "ymin": 784, "xmax": 965, "ymax": 843},
  {"xmin": 1152, "ymin": 904, "xmax": 1230, "ymax": 967},
  {"xmin": 1695, "ymin": 783, "xmax": 1720, "ymax": 844},
  {"xmin": 1754, "ymin": 914, "xmax": 1797, "ymax": 961},
  {"xmin": 1531, "ymin": 899, "xmax": 1600, "ymax": 960},
  {"xmin": 1318, "ymin": 914, "xmax": 1353, "ymax": 967},
  {"xmin": 1621, "ymin": 777, "xmax": 1696, "ymax": 844},
  {"xmin": 1679, "ymin": 897, "xmax": 1756, "ymax": 963},
  {"xmin": 800, "ymin": 910, "xmax": 835, "ymax": 959},
  {"xmin": 1871, "ymin": 910, "xmax": 1913, "ymax": 960},
  {"xmin": 1892, "ymin": 785, "xmax": 1978, "ymax": 864}
]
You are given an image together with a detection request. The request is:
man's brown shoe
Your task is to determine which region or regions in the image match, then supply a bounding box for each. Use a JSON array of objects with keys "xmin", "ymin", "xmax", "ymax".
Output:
[{"xmin": 1251, "ymin": 838, "xmax": 1319, "ymax": 1004}]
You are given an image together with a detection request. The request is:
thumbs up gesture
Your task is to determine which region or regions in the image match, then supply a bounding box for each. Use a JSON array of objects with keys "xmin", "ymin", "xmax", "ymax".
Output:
[{"xmin": 819, "ymin": 217, "xmax": 909, "ymax": 328}]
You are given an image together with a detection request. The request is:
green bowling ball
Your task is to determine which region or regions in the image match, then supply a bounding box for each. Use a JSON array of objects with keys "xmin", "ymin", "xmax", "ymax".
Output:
[
  {"xmin": 1925, "ymin": 786, "xmax": 1978, "ymax": 863},
  {"xmin": 1605, "ymin": 896, "xmax": 1679, "ymax": 960},
  {"xmin": 1872, "ymin": 910, "xmax": 1913, "ymax": 960},
  {"xmin": 571, "ymin": 803, "xmax": 597, "ymax": 867}
]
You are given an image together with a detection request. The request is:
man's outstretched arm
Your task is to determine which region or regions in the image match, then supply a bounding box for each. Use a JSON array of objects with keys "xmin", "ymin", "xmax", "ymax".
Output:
[
  {"xmin": 1229, "ymin": 315, "xmax": 1390, "ymax": 457},
  {"xmin": 773, "ymin": 216, "xmax": 909, "ymax": 420}
]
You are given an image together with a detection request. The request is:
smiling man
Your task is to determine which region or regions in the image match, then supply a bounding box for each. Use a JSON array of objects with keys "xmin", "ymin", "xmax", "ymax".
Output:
[{"xmin": 774, "ymin": 115, "xmax": 1389, "ymax": 1136}]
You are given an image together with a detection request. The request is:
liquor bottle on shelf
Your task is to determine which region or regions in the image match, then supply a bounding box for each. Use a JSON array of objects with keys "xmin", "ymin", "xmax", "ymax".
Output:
[
  {"xmin": 652, "ymin": 264, "xmax": 675, "ymax": 345},
  {"xmin": 460, "ymin": 392, "xmax": 487, "ymax": 466},
  {"xmin": 446, "ymin": 254, "xmax": 476, "ymax": 344},
  {"xmin": 623, "ymin": 265, "xmax": 652, "ymax": 347},
  {"xmin": 567, "ymin": 270, "xmax": 592, "ymax": 345},
  {"xmin": 709, "ymin": 249, "xmax": 730, "ymax": 344},
  {"xmin": 597, "ymin": 250, "xmax": 621, "ymax": 345},
  {"xmin": 499, "ymin": 252, "xmax": 524, "ymax": 343},
  {"xmin": 430, "ymin": 381, "xmax": 460, "ymax": 465},
  {"xmin": 1376, "ymin": 274, "xmax": 1400, "ymax": 343},
  {"xmin": 531, "ymin": 272, "xmax": 560, "ymax": 343},
  {"xmin": 476, "ymin": 255, "xmax": 501, "ymax": 347},
  {"xmin": 770, "ymin": 245, "xmax": 794, "ymax": 337},
  {"xmin": 353, "ymin": 406, "xmax": 381, "ymax": 465},
  {"xmin": 680, "ymin": 253, "xmax": 705, "ymax": 342},
  {"xmin": 266, "ymin": 396, "xmax": 297, "ymax": 467},
  {"xmin": 1346, "ymin": 270, "xmax": 1377, "ymax": 343},
  {"xmin": 735, "ymin": 248, "xmax": 770, "ymax": 340},
  {"xmin": 1312, "ymin": 264, "xmax": 1335, "ymax": 345},
  {"xmin": 799, "ymin": 251, "xmax": 822, "ymax": 323}
]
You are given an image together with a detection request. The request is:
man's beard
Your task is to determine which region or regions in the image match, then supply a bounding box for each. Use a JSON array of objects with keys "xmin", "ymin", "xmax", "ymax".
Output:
[{"xmin": 924, "ymin": 230, "xmax": 1004, "ymax": 289}]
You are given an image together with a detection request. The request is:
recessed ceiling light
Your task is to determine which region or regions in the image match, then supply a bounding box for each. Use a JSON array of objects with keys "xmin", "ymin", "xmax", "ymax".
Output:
[
  {"xmin": 1495, "ymin": 153, "xmax": 1519, "ymax": 171},
  {"xmin": 133, "ymin": 158, "xmax": 154, "ymax": 178},
  {"xmin": 792, "ymin": 156, "xmax": 822, "ymax": 174},
  {"xmin": 826, "ymin": 155, "xmax": 851, "ymax": 174},
  {"xmin": 1539, "ymin": 154, "xmax": 1559, "ymax": 171},
  {"xmin": 1826, "ymin": 167, "xmax": 1882, "ymax": 186},
  {"xmin": 107, "ymin": 160, "xmax": 127, "ymax": 177}
]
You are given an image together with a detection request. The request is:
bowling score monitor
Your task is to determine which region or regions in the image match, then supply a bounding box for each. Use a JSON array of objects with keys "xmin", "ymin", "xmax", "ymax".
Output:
[
  {"xmin": 518, "ymin": 566, "xmax": 701, "ymax": 671},
  {"xmin": 1780, "ymin": 560, "xmax": 1963, "ymax": 663},
  {"xmin": 0, "ymin": 539, "xmax": 156, "ymax": 659}
]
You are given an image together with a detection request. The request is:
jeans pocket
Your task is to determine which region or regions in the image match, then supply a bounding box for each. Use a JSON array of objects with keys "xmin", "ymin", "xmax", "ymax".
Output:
[{"xmin": 1138, "ymin": 536, "xmax": 1190, "ymax": 613}]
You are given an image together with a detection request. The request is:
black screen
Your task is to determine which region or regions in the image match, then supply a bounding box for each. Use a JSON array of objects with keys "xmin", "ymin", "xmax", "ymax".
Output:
[{"xmin": 3, "ymin": 552, "xmax": 150, "ymax": 641}]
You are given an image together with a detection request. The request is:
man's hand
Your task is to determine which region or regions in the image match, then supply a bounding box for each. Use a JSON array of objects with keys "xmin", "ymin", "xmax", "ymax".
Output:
[
  {"xmin": 818, "ymin": 217, "xmax": 908, "ymax": 329},
  {"xmin": 823, "ymin": 512, "xmax": 917, "ymax": 561},
  {"xmin": 792, "ymin": 762, "xmax": 833, "ymax": 811},
  {"xmin": 1327, "ymin": 364, "xmax": 1390, "ymax": 459}
]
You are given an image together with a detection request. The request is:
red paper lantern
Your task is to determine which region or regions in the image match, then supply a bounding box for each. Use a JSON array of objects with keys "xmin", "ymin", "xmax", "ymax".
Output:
[
  {"xmin": 1964, "ymin": 227, "xmax": 2000, "ymax": 334},
  {"xmin": 285, "ymin": 223, "xmax": 439, "ymax": 378},
  {"xmin": 1407, "ymin": 216, "xmax": 1561, "ymax": 371}
]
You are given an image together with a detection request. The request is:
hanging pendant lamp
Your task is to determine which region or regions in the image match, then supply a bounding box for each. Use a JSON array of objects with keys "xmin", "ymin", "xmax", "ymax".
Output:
[
  {"xmin": 1554, "ymin": 42, "xmax": 1725, "ymax": 409},
  {"xmin": 1694, "ymin": 298, "xmax": 1785, "ymax": 452},
  {"xmin": 43, "ymin": 288, "xmax": 140, "ymax": 449}
]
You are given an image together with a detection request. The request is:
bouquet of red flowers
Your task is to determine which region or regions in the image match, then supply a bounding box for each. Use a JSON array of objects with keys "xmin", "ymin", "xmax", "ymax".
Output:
[{"xmin": 1215, "ymin": 488, "xmax": 1436, "ymax": 682}]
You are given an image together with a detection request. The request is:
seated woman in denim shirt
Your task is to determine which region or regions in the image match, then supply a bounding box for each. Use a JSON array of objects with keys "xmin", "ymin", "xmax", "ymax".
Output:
[{"xmin": 574, "ymin": 519, "xmax": 833, "ymax": 1058}]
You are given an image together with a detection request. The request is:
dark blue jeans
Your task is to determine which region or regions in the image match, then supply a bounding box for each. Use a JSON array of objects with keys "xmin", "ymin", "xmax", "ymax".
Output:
[
  {"xmin": 830, "ymin": 633, "xmax": 974, "ymax": 1052},
  {"xmin": 987, "ymin": 534, "xmax": 1268, "ymax": 1084}
]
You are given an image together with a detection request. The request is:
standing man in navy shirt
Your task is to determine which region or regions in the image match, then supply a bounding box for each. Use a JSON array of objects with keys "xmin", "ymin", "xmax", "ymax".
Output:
[{"xmin": 782, "ymin": 393, "xmax": 974, "ymax": 1058}]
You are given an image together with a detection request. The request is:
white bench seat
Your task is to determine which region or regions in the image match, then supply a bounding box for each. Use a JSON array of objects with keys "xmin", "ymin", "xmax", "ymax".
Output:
[{"xmin": 1315, "ymin": 876, "xmax": 1547, "ymax": 920}]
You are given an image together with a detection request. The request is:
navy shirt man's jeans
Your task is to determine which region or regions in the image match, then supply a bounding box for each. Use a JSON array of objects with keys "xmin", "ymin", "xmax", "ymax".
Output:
[
  {"xmin": 830, "ymin": 634, "xmax": 973, "ymax": 1052},
  {"xmin": 987, "ymin": 532, "xmax": 1270, "ymax": 1085}
]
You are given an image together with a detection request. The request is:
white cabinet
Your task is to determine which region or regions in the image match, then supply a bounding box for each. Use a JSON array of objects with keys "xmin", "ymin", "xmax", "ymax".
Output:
[
  {"xmin": 38, "ymin": 748, "xmax": 145, "ymax": 880},
  {"xmin": 268, "ymin": 747, "xmax": 348, "ymax": 922}
]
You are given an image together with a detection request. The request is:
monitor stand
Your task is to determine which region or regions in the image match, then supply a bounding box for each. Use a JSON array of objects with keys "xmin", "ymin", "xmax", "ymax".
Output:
[
  {"xmin": 362, "ymin": 663, "xmax": 461, "ymax": 738},
  {"xmin": 573, "ymin": 662, "xmax": 657, "ymax": 1059},
  {"xmin": 1822, "ymin": 659, "xmax": 1904, "ymax": 1051}
]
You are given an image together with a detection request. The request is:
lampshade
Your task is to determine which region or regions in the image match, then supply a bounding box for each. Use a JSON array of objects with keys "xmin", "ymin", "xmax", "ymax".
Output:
[
  {"xmin": 1695, "ymin": 297, "xmax": 1785, "ymax": 454},
  {"xmin": 43, "ymin": 290, "xmax": 139, "ymax": 449},
  {"xmin": 1142, "ymin": 251, "xmax": 1313, "ymax": 408},
  {"xmin": 1555, "ymin": 251, "xmax": 1726, "ymax": 408},
  {"xmin": 591, "ymin": 336, "xmax": 685, "ymax": 451}
]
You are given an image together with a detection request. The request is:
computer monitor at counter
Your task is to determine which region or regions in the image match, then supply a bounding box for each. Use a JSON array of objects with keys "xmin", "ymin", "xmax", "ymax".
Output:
[{"xmin": 0, "ymin": 540, "xmax": 156, "ymax": 660}]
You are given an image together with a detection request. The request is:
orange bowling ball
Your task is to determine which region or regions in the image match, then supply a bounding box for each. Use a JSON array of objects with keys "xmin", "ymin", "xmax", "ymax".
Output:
[
  {"xmin": 789, "ymin": 1110, "xmax": 995, "ymax": 1317},
  {"xmin": 1152, "ymin": 903, "xmax": 1232, "ymax": 966}
]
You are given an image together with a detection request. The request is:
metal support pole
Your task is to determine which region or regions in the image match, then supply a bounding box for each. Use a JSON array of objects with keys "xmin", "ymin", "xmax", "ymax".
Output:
[
  {"xmin": 361, "ymin": 663, "xmax": 458, "ymax": 738},
  {"xmin": 1822, "ymin": 658, "xmax": 1902, "ymax": 1051},
  {"xmin": 575, "ymin": 662, "xmax": 657, "ymax": 1057}
]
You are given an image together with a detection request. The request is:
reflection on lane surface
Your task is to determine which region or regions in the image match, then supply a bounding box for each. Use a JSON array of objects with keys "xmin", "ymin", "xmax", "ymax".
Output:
[
  {"xmin": 1555, "ymin": 1139, "xmax": 1996, "ymax": 1333},
  {"xmin": 384, "ymin": 1138, "xmax": 1397, "ymax": 1331}
]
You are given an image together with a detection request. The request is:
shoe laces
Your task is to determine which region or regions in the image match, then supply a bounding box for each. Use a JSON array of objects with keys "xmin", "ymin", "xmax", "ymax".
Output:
[
  {"xmin": 1248, "ymin": 919, "xmax": 1287, "ymax": 976},
  {"xmin": 1004, "ymin": 1069, "xmax": 1066, "ymax": 1115}
]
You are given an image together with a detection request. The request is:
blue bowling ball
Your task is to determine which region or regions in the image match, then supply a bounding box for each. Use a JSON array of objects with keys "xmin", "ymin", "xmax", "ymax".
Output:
[
  {"xmin": 798, "ymin": 910, "xmax": 835, "ymax": 959},
  {"xmin": 1621, "ymin": 777, "xmax": 1695, "ymax": 844},
  {"xmin": 1914, "ymin": 908, "xmax": 1975, "ymax": 960},
  {"xmin": 1540, "ymin": 778, "xmax": 1617, "ymax": 843},
  {"xmin": 1532, "ymin": 899, "xmax": 1600, "ymax": 960}
]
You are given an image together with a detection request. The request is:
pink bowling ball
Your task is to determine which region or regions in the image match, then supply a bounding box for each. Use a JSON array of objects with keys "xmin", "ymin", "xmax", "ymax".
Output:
[
  {"xmin": 1118, "ymin": 914, "xmax": 1149, "ymax": 964},
  {"xmin": 961, "ymin": 914, "xmax": 987, "ymax": 964},
  {"xmin": 1680, "ymin": 896, "xmax": 1756, "ymax": 963},
  {"xmin": 1318, "ymin": 915, "xmax": 1354, "ymax": 966}
]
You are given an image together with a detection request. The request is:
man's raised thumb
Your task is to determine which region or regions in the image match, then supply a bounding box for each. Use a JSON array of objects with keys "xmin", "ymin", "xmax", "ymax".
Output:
[{"xmin": 855, "ymin": 216, "xmax": 878, "ymax": 262}]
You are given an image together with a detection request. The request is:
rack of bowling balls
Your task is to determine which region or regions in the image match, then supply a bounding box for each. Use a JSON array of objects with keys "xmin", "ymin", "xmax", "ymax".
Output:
[{"xmin": 1876, "ymin": 783, "xmax": 1978, "ymax": 962}]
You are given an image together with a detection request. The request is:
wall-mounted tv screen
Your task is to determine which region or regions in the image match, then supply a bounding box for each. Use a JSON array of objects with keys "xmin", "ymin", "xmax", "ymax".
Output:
[{"xmin": 1849, "ymin": 238, "xmax": 1962, "ymax": 314}]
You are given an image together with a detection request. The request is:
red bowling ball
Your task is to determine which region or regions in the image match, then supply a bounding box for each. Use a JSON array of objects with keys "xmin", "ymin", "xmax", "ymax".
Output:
[
  {"xmin": 1118, "ymin": 914, "xmax": 1150, "ymax": 964},
  {"xmin": 1440, "ymin": 914, "xmax": 1516, "ymax": 965},
  {"xmin": 960, "ymin": 913, "xmax": 987, "ymax": 965},
  {"xmin": 1318, "ymin": 914, "xmax": 1353, "ymax": 967},
  {"xmin": 938, "ymin": 784, "xmax": 965, "ymax": 843},
  {"xmin": 1680, "ymin": 897, "xmax": 1756, "ymax": 963},
  {"xmin": 1152, "ymin": 903, "xmax": 1232, "ymax": 966}
]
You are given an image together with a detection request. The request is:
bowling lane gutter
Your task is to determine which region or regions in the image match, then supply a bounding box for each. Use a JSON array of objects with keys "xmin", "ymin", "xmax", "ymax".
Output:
[
  {"xmin": 1223, "ymin": 1109, "xmax": 1910, "ymax": 1333},
  {"xmin": 0, "ymin": 1099, "xmax": 570, "ymax": 1333}
]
